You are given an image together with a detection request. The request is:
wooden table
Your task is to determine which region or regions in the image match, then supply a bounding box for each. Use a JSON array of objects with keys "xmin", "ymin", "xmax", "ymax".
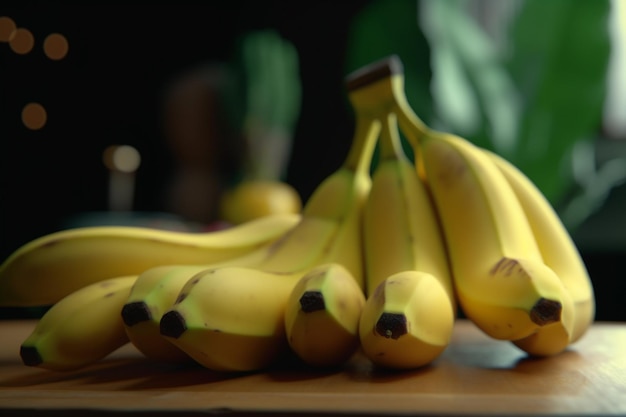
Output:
[{"xmin": 0, "ymin": 319, "xmax": 625, "ymax": 416}]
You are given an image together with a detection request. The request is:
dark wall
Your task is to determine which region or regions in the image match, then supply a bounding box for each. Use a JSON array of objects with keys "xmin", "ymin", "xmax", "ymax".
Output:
[{"xmin": 0, "ymin": 2, "xmax": 370, "ymax": 260}]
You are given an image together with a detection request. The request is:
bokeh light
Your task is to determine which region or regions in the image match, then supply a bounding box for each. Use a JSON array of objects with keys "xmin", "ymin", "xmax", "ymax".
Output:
[
  {"xmin": 103, "ymin": 145, "xmax": 141, "ymax": 173},
  {"xmin": 9, "ymin": 27, "xmax": 34, "ymax": 54},
  {"xmin": 43, "ymin": 33, "xmax": 69, "ymax": 60},
  {"xmin": 21, "ymin": 102, "xmax": 47, "ymax": 130},
  {"xmin": 0, "ymin": 16, "xmax": 16, "ymax": 42}
]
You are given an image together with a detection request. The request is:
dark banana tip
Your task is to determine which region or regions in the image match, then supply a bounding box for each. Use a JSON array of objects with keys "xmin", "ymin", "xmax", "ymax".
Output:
[
  {"xmin": 20, "ymin": 345, "xmax": 43, "ymax": 367},
  {"xmin": 375, "ymin": 312, "xmax": 408, "ymax": 340},
  {"xmin": 345, "ymin": 55, "xmax": 404, "ymax": 92},
  {"xmin": 121, "ymin": 301, "xmax": 152, "ymax": 327},
  {"xmin": 530, "ymin": 298, "xmax": 562, "ymax": 326},
  {"xmin": 160, "ymin": 310, "xmax": 187, "ymax": 339},
  {"xmin": 299, "ymin": 290, "xmax": 326, "ymax": 313}
]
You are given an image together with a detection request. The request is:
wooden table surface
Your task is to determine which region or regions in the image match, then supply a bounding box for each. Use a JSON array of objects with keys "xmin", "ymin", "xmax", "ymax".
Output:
[{"xmin": 0, "ymin": 319, "xmax": 625, "ymax": 416}]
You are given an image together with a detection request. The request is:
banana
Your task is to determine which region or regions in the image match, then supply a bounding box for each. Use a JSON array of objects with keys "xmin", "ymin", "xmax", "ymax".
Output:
[
  {"xmin": 159, "ymin": 266, "xmax": 302, "ymax": 372},
  {"xmin": 158, "ymin": 67, "xmax": 383, "ymax": 372},
  {"xmin": 416, "ymin": 131, "xmax": 573, "ymax": 341},
  {"xmin": 122, "ymin": 264, "xmax": 209, "ymax": 363},
  {"xmin": 488, "ymin": 151, "xmax": 594, "ymax": 354},
  {"xmin": 358, "ymin": 270, "xmax": 455, "ymax": 370},
  {"xmin": 361, "ymin": 110, "xmax": 454, "ymax": 302},
  {"xmin": 0, "ymin": 213, "xmax": 301, "ymax": 307},
  {"xmin": 284, "ymin": 262, "xmax": 365, "ymax": 368},
  {"xmin": 19, "ymin": 275, "xmax": 137, "ymax": 372},
  {"xmin": 356, "ymin": 99, "xmax": 455, "ymax": 369}
]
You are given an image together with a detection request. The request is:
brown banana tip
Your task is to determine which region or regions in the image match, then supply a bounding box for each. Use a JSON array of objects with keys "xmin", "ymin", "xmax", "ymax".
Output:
[
  {"xmin": 160, "ymin": 310, "xmax": 187, "ymax": 339},
  {"xmin": 299, "ymin": 290, "xmax": 326, "ymax": 313},
  {"xmin": 121, "ymin": 301, "xmax": 152, "ymax": 327},
  {"xmin": 20, "ymin": 345, "xmax": 43, "ymax": 367},
  {"xmin": 530, "ymin": 298, "xmax": 562, "ymax": 326},
  {"xmin": 345, "ymin": 55, "xmax": 404, "ymax": 92},
  {"xmin": 375, "ymin": 312, "xmax": 408, "ymax": 340}
]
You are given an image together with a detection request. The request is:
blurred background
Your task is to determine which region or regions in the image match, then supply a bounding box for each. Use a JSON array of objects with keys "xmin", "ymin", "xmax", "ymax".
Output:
[{"xmin": 1, "ymin": 1, "xmax": 625, "ymax": 320}]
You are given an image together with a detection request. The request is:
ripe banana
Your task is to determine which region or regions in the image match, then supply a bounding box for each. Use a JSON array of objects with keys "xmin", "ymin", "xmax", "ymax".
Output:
[
  {"xmin": 361, "ymin": 110, "xmax": 454, "ymax": 303},
  {"xmin": 20, "ymin": 275, "xmax": 137, "ymax": 372},
  {"xmin": 158, "ymin": 67, "xmax": 382, "ymax": 372},
  {"xmin": 355, "ymin": 100, "xmax": 455, "ymax": 368},
  {"xmin": 159, "ymin": 266, "xmax": 302, "ymax": 372},
  {"xmin": 417, "ymin": 131, "xmax": 573, "ymax": 341},
  {"xmin": 0, "ymin": 213, "xmax": 301, "ymax": 307},
  {"xmin": 358, "ymin": 270, "xmax": 455, "ymax": 370},
  {"xmin": 284, "ymin": 262, "xmax": 365, "ymax": 368},
  {"xmin": 488, "ymin": 151, "xmax": 595, "ymax": 354},
  {"xmin": 122, "ymin": 264, "xmax": 209, "ymax": 363}
]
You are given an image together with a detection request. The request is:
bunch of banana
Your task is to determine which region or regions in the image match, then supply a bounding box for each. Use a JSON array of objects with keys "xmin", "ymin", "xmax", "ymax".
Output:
[
  {"xmin": 9, "ymin": 54, "xmax": 596, "ymax": 374},
  {"xmin": 376, "ymin": 54, "xmax": 594, "ymax": 355},
  {"xmin": 0, "ymin": 213, "xmax": 301, "ymax": 307},
  {"xmin": 157, "ymin": 76, "xmax": 381, "ymax": 372},
  {"xmin": 9, "ymin": 59, "xmax": 381, "ymax": 372}
]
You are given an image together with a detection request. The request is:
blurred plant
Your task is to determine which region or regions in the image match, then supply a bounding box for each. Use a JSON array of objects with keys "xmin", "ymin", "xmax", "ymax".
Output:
[
  {"xmin": 223, "ymin": 29, "xmax": 302, "ymax": 183},
  {"xmin": 346, "ymin": 0, "xmax": 623, "ymax": 233}
]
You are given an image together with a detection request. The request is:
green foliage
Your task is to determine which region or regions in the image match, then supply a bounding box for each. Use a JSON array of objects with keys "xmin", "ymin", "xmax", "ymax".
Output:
[
  {"xmin": 223, "ymin": 29, "xmax": 302, "ymax": 135},
  {"xmin": 346, "ymin": 0, "xmax": 614, "ymax": 231},
  {"xmin": 505, "ymin": 0, "xmax": 612, "ymax": 212}
]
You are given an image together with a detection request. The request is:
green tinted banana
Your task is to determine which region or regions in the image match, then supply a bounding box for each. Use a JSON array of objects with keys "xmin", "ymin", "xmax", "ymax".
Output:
[
  {"xmin": 122, "ymin": 265, "xmax": 209, "ymax": 363},
  {"xmin": 158, "ymin": 69, "xmax": 382, "ymax": 372},
  {"xmin": 20, "ymin": 275, "xmax": 137, "ymax": 371},
  {"xmin": 358, "ymin": 270, "xmax": 455, "ymax": 370},
  {"xmin": 0, "ymin": 213, "xmax": 301, "ymax": 307},
  {"xmin": 488, "ymin": 151, "xmax": 594, "ymax": 355},
  {"xmin": 284, "ymin": 262, "xmax": 365, "ymax": 368}
]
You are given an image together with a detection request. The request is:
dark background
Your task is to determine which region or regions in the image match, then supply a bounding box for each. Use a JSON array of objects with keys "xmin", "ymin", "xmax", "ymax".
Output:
[
  {"xmin": 1, "ymin": 2, "xmax": 624, "ymax": 321},
  {"xmin": 0, "ymin": 2, "xmax": 370, "ymax": 256}
]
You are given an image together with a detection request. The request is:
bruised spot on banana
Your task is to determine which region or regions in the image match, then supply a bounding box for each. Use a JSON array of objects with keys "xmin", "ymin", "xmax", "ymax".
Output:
[{"xmin": 489, "ymin": 258, "xmax": 563, "ymax": 326}]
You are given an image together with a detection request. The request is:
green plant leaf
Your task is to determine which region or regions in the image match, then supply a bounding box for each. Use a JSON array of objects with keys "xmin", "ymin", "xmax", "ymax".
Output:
[
  {"xmin": 506, "ymin": 0, "xmax": 612, "ymax": 207},
  {"xmin": 420, "ymin": 0, "xmax": 520, "ymax": 155}
]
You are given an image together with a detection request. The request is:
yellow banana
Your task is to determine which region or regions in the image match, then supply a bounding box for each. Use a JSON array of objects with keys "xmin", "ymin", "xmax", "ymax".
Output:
[
  {"xmin": 417, "ymin": 131, "xmax": 572, "ymax": 341},
  {"xmin": 348, "ymin": 57, "xmax": 455, "ymax": 368},
  {"xmin": 0, "ymin": 213, "xmax": 301, "ymax": 307},
  {"xmin": 284, "ymin": 262, "xmax": 365, "ymax": 368},
  {"xmin": 122, "ymin": 265, "xmax": 209, "ymax": 363},
  {"xmin": 358, "ymin": 270, "xmax": 455, "ymax": 370},
  {"xmin": 488, "ymin": 151, "xmax": 594, "ymax": 354},
  {"xmin": 158, "ymin": 66, "xmax": 382, "ymax": 372},
  {"xmin": 19, "ymin": 275, "xmax": 137, "ymax": 371},
  {"xmin": 160, "ymin": 266, "xmax": 302, "ymax": 372},
  {"xmin": 356, "ymin": 99, "xmax": 455, "ymax": 368},
  {"xmin": 362, "ymin": 111, "xmax": 454, "ymax": 302}
]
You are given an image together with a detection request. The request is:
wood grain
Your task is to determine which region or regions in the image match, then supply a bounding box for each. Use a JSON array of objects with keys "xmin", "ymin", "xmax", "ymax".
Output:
[{"xmin": 1, "ymin": 319, "xmax": 625, "ymax": 416}]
